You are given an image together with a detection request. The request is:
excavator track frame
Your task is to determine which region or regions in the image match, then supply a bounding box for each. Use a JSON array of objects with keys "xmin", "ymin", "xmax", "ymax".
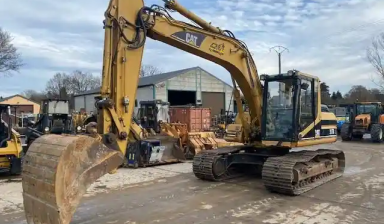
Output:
[{"xmin": 193, "ymin": 147, "xmax": 345, "ymax": 195}]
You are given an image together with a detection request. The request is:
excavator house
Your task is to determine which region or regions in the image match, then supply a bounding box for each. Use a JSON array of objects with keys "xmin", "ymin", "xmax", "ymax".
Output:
[
  {"xmin": 21, "ymin": 0, "xmax": 345, "ymax": 223},
  {"xmin": 193, "ymin": 71, "xmax": 344, "ymax": 194}
]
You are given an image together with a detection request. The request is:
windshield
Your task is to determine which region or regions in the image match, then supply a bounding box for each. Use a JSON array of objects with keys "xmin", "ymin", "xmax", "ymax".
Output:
[
  {"xmin": 356, "ymin": 104, "xmax": 377, "ymax": 115},
  {"xmin": 265, "ymin": 79, "xmax": 294, "ymax": 139}
]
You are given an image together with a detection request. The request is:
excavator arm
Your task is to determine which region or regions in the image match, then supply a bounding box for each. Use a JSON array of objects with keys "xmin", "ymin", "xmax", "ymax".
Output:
[{"xmin": 21, "ymin": 1, "xmax": 265, "ymax": 223}]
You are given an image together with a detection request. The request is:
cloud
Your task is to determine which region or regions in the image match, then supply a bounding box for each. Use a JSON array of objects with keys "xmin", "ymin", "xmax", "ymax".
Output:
[{"xmin": 0, "ymin": 0, "xmax": 383, "ymax": 97}]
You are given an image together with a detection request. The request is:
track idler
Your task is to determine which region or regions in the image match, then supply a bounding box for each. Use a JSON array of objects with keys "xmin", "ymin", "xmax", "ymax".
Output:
[{"xmin": 22, "ymin": 134, "xmax": 124, "ymax": 224}]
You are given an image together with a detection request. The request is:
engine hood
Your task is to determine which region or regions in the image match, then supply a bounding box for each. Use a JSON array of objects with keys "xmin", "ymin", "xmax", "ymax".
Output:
[{"xmin": 355, "ymin": 114, "xmax": 371, "ymax": 125}]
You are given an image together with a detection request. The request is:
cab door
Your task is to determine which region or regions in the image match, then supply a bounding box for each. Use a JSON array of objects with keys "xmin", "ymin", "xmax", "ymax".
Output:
[{"xmin": 298, "ymin": 78, "xmax": 316, "ymax": 139}]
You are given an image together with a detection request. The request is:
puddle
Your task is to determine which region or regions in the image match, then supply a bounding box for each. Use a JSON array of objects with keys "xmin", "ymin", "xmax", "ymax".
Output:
[{"xmin": 344, "ymin": 166, "xmax": 375, "ymax": 176}]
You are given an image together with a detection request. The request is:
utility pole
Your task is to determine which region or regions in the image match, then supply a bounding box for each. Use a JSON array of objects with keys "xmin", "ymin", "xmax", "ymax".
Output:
[
  {"xmin": 270, "ymin": 45, "xmax": 289, "ymax": 75},
  {"xmin": 270, "ymin": 46, "xmax": 289, "ymax": 105}
]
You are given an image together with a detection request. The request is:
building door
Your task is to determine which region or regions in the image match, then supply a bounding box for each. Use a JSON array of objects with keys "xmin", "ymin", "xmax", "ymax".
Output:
[{"xmin": 202, "ymin": 92, "xmax": 225, "ymax": 116}]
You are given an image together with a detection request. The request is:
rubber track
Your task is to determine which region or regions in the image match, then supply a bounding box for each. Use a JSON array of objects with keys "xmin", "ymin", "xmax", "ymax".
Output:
[
  {"xmin": 192, "ymin": 147, "xmax": 241, "ymax": 181},
  {"xmin": 262, "ymin": 149, "xmax": 345, "ymax": 195}
]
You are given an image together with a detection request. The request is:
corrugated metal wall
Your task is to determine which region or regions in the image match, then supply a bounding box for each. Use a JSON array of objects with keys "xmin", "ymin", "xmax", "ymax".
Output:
[
  {"xmin": 74, "ymin": 86, "xmax": 153, "ymax": 115},
  {"xmin": 73, "ymin": 68, "xmax": 234, "ymax": 115},
  {"xmin": 155, "ymin": 67, "xmax": 233, "ymax": 113}
]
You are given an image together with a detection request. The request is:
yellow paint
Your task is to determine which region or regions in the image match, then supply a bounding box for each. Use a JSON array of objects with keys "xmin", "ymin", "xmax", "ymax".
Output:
[
  {"xmin": 0, "ymin": 95, "xmax": 40, "ymax": 114},
  {"xmin": 263, "ymin": 137, "xmax": 337, "ymax": 148}
]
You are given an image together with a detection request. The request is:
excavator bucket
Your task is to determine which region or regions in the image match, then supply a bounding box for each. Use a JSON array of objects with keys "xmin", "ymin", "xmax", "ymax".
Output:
[
  {"xmin": 22, "ymin": 134, "xmax": 124, "ymax": 224},
  {"xmin": 146, "ymin": 134, "xmax": 186, "ymax": 163},
  {"xmin": 186, "ymin": 132, "xmax": 243, "ymax": 158}
]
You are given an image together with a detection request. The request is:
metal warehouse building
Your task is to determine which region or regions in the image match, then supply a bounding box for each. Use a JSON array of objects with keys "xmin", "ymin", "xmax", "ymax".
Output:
[{"xmin": 74, "ymin": 66, "xmax": 234, "ymax": 116}]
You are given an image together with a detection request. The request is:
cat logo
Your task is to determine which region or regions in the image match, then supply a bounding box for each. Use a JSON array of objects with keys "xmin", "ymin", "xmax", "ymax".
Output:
[
  {"xmin": 171, "ymin": 31, "xmax": 206, "ymax": 48},
  {"xmin": 186, "ymin": 33, "xmax": 198, "ymax": 46},
  {"xmin": 209, "ymin": 43, "xmax": 225, "ymax": 55}
]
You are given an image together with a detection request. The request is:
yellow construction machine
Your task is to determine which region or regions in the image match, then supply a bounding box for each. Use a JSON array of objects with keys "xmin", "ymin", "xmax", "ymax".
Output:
[
  {"xmin": 0, "ymin": 104, "xmax": 23, "ymax": 175},
  {"xmin": 224, "ymin": 111, "xmax": 251, "ymax": 142},
  {"xmin": 21, "ymin": 0, "xmax": 345, "ymax": 223}
]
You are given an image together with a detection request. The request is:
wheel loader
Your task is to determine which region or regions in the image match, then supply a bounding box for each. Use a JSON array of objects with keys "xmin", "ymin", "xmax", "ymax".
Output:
[
  {"xmin": 0, "ymin": 104, "xmax": 23, "ymax": 175},
  {"xmin": 340, "ymin": 101, "xmax": 384, "ymax": 142},
  {"xmin": 21, "ymin": 1, "xmax": 345, "ymax": 223}
]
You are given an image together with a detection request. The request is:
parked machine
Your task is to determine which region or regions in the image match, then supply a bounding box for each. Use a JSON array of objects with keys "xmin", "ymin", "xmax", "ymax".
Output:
[
  {"xmin": 0, "ymin": 104, "xmax": 23, "ymax": 175},
  {"xmin": 329, "ymin": 105, "xmax": 351, "ymax": 134},
  {"xmin": 124, "ymin": 132, "xmax": 185, "ymax": 168},
  {"xmin": 137, "ymin": 99, "xmax": 170, "ymax": 133},
  {"xmin": 340, "ymin": 102, "xmax": 384, "ymax": 142},
  {"xmin": 24, "ymin": 99, "xmax": 73, "ymax": 149},
  {"xmin": 21, "ymin": 1, "xmax": 345, "ymax": 223}
]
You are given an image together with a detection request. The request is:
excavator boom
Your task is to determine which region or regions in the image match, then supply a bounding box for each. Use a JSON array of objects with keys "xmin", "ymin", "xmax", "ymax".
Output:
[{"xmin": 21, "ymin": 1, "xmax": 345, "ymax": 223}]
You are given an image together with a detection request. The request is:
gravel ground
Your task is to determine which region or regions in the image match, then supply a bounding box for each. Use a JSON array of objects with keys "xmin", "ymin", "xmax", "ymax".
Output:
[
  {"xmin": 0, "ymin": 142, "xmax": 340, "ymax": 216},
  {"xmin": 3, "ymin": 139, "xmax": 384, "ymax": 224},
  {"xmin": 0, "ymin": 162, "xmax": 193, "ymax": 215}
]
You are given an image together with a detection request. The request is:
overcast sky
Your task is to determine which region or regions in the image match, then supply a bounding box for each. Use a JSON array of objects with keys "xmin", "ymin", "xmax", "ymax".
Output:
[{"xmin": 0, "ymin": 0, "xmax": 383, "ymax": 97}]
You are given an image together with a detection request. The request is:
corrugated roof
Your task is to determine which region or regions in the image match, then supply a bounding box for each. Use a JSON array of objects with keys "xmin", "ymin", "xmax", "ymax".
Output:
[
  {"xmin": 139, "ymin": 66, "xmax": 199, "ymax": 87},
  {"xmin": 74, "ymin": 66, "xmax": 232, "ymax": 96}
]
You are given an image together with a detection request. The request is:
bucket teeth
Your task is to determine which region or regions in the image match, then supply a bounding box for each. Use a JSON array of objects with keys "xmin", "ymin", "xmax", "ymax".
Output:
[{"xmin": 22, "ymin": 134, "xmax": 124, "ymax": 224}]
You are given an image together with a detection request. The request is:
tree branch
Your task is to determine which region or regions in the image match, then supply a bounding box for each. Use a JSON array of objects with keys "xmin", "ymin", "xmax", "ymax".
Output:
[{"xmin": 0, "ymin": 27, "xmax": 23, "ymax": 76}]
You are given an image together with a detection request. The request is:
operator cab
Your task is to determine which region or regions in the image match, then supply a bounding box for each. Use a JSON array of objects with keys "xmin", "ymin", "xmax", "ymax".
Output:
[
  {"xmin": 354, "ymin": 102, "xmax": 382, "ymax": 117},
  {"xmin": 261, "ymin": 70, "xmax": 323, "ymax": 143},
  {"xmin": 137, "ymin": 99, "xmax": 170, "ymax": 133},
  {"xmin": 28, "ymin": 99, "xmax": 72, "ymax": 135}
]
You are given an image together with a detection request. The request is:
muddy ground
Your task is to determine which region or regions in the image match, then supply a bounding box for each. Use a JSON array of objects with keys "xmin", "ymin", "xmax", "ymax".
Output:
[{"xmin": 1, "ymin": 138, "xmax": 384, "ymax": 224}]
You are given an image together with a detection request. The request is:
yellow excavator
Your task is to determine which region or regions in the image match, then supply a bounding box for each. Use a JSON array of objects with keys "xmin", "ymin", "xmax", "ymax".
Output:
[{"xmin": 21, "ymin": 0, "xmax": 344, "ymax": 223}]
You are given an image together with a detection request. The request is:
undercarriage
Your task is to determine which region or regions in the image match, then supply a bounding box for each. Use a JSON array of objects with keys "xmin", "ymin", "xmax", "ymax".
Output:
[{"xmin": 193, "ymin": 146, "xmax": 345, "ymax": 195}]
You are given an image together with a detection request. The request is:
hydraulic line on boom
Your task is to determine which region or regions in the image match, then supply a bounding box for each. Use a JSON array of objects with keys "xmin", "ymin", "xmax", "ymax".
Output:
[{"xmin": 21, "ymin": 0, "xmax": 345, "ymax": 224}]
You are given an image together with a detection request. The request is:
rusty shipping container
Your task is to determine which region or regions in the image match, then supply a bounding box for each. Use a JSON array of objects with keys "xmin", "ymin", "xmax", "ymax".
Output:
[{"xmin": 169, "ymin": 107, "xmax": 211, "ymax": 132}]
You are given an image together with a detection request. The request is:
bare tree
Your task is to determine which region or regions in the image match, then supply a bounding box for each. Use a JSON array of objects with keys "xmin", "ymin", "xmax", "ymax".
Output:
[
  {"xmin": 140, "ymin": 64, "xmax": 162, "ymax": 77},
  {"xmin": 46, "ymin": 70, "xmax": 101, "ymax": 98},
  {"xmin": 0, "ymin": 27, "xmax": 23, "ymax": 76},
  {"xmin": 45, "ymin": 72, "xmax": 72, "ymax": 98},
  {"xmin": 367, "ymin": 32, "xmax": 384, "ymax": 88},
  {"xmin": 21, "ymin": 90, "xmax": 47, "ymax": 103},
  {"xmin": 69, "ymin": 70, "xmax": 101, "ymax": 94},
  {"xmin": 344, "ymin": 85, "xmax": 377, "ymax": 103}
]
